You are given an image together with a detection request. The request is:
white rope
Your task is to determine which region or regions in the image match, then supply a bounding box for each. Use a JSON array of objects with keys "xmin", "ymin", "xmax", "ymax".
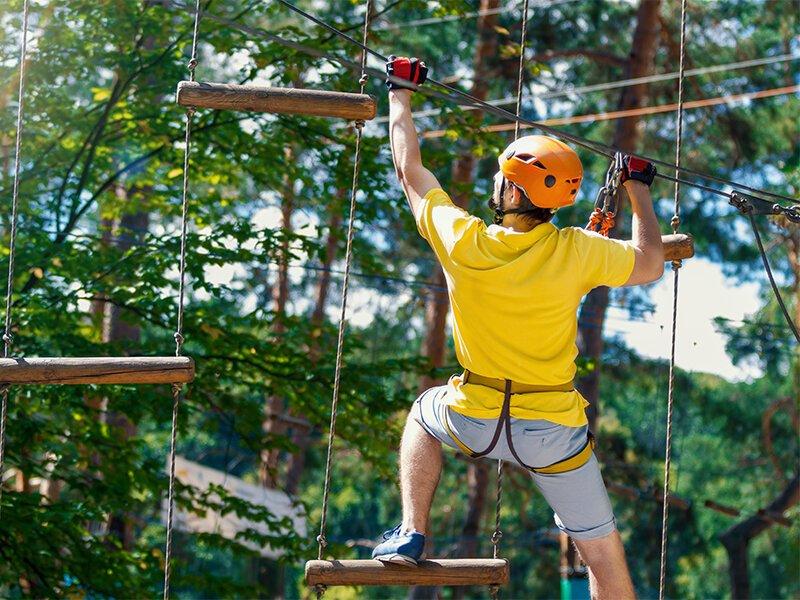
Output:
[{"xmin": 0, "ymin": 0, "xmax": 31, "ymax": 521}]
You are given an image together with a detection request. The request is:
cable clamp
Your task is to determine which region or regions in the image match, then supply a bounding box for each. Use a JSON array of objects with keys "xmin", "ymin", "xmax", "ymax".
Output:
[{"xmin": 729, "ymin": 191, "xmax": 785, "ymax": 218}]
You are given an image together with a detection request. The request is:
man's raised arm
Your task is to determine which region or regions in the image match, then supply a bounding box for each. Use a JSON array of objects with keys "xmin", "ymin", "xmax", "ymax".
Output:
[
  {"xmin": 621, "ymin": 157, "xmax": 664, "ymax": 286},
  {"xmin": 386, "ymin": 57, "xmax": 440, "ymax": 220}
]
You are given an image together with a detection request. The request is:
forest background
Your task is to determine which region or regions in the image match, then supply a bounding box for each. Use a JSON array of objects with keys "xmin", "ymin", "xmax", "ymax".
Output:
[{"xmin": 0, "ymin": 0, "xmax": 797, "ymax": 598}]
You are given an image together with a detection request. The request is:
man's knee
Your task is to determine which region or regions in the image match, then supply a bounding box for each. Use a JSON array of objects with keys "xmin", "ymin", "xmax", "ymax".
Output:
[{"xmin": 573, "ymin": 529, "xmax": 628, "ymax": 572}]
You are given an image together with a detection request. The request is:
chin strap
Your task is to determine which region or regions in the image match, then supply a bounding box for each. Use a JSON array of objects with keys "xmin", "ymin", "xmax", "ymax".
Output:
[{"xmin": 488, "ymin": 183, "xmax": 555, "ymax": 225}]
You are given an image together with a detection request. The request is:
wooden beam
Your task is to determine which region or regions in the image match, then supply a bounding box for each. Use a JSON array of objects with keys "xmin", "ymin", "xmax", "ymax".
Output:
[
  {"xmin": 305, "ymin": 559, "xmax": 509, "ymax": 587},
  {"xmin": 0, "ymin": 357, "xmax": 195, "ymax": 385},
  {"xmin": 662, "ymin": 233, "xmax": 694, "ymax": 261},
  {"xmin": 176, "ymin": 81, "xmax": 377, "ymax": 121}
]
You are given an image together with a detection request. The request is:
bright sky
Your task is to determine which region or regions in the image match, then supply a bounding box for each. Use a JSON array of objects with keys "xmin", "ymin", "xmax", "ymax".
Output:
[{"xmin": 605, "ymin": 258, "xmax": 763, "ymax": 381}]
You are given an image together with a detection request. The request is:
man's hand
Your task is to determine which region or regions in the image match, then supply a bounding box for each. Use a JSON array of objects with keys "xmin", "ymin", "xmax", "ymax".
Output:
[
  {"xmin": 386, "ymin": 56, "xmax": 428, "ymax": 90},
  {"xmin": 620, "ymin": 155, "xmax": 657, "ymax": 187}
]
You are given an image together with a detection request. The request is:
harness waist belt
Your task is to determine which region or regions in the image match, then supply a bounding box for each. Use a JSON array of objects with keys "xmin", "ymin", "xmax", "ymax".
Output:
[
  {"xmin": 449, "ymin": 370, "xmax": 590, "ymax": 475},
  {"xmin": 463, "ymin": 370, "xmax": 574, "ymax": 394}
]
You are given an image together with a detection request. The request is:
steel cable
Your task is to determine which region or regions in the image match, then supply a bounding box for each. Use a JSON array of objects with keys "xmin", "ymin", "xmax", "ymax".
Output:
[{"xmin": 272, "ymin": 0, "xmax": 798, "ymax": 206}]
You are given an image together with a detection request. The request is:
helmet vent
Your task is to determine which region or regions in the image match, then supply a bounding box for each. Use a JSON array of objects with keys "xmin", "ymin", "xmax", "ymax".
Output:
[
  {"xmin": 515, "ymin": 153, "xmax": 546, "ymax": 169},
  {"xmin": 544, "ymin": 175, "xmax": 557, "ymax": 188}
]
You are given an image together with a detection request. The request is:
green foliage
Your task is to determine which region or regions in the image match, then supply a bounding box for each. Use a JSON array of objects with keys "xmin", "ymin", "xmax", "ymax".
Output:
[{"xmin": 0, "ymin": 0, "xmax": 796, "ymax": 598}]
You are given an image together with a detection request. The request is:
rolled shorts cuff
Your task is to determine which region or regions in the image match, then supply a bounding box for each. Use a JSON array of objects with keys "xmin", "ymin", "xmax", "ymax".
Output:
[{"xmin": 554, "ymin": 513, "xmax": 617, "ymax": 541}]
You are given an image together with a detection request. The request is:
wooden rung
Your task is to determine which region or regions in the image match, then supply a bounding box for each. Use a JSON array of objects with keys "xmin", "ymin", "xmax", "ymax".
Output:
[
  {"xmin": 0, "ymin": 357, "xmax": 195, "ymax": 385},
  {"xmin": 176, "ymin": 81, "xmax": 377, "ymax": 121},
  {"xmin": 662, "ymin": 233, "xmax": 694, "ymax": 261},
  {"xmin": 305, "ymin": 559, "xmax": 509, "ymax": 587}
]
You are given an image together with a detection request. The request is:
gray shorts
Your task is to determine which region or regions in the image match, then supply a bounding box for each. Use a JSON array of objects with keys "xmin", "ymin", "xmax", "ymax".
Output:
[{"xmin": 412, "ymin": 385, "xmax": 616, "ymax": 540}]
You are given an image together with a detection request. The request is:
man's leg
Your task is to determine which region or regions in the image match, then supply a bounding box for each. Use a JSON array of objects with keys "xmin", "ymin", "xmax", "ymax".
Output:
[
  {"xmin": 573, "ymin": 531, "xmax": 635, "ymax": 600},
  {"xmin": 399, "ymin": 413, "xmax": 442, "ymax": 534}
]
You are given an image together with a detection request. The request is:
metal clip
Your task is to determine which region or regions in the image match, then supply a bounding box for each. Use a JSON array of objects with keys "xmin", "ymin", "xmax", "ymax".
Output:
[{"xmin": 729, "ymin": 191, "xmax": 782, "ymax": 217}]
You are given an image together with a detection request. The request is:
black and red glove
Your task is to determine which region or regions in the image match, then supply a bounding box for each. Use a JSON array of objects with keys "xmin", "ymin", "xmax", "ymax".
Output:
[
  {"xmin": 386, "ymin": 55, "xmax": 428, "ymax": 90},
  {"xmin": 620, "ymin": 154, "xmax": 657, "ymax": 187}
]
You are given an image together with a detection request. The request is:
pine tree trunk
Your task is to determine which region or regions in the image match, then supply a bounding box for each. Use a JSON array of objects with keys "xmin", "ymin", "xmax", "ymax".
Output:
[
  {"xmin": 105, "ymin": 185, "xmax": 148, "ymax": 550},
  {"xmin": 260, "ymin": 149, "xmax": 294, "ymax": 489},
  {"xmin": 719, "ymin": 474, "xmax": 799, "ymax": 599},
  {"xmin": 576, "ymin": 0, "xmax": 662, "ymax": 431},
  {"xmin": 284, "ymin": 209, "xmax": 343, "ymax": 496},
  {"xmin": 570, "ymin": 0, "xmax": 663, "ymax": 587}
]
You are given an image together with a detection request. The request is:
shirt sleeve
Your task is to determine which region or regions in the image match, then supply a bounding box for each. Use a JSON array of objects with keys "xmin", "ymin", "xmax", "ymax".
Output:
[
  {"xmin": 415, "ymin": 188, "xmax": 482, "ymax": 260},
  {"xmin": 572, "ymin": 228, "xmax": 636, "ymax": 289}
]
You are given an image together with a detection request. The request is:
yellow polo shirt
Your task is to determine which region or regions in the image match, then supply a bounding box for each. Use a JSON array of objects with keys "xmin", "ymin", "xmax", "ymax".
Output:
[{"xmin": 416, "ymin": 188, "xmax": 635, "ymax": 427}]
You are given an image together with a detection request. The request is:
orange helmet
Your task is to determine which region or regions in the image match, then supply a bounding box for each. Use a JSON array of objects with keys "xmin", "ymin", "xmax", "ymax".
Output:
[{"xmin": 498, "ymin": 135, "xmax": 583, "ymax": 209}]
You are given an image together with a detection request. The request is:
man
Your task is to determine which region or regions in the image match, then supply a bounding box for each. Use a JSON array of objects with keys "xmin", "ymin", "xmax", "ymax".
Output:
[{"xmin": 373, "ymin": 56, "xmax": 663, "ymax": 600}]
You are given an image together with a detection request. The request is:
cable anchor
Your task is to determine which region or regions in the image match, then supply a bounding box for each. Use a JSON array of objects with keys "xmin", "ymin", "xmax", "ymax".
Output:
[{"xmin": 730, "ymin": 191, "xmax": 799, "ymax": 222}]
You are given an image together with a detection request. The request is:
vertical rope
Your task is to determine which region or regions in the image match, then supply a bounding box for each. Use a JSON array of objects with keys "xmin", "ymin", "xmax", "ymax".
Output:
[
  {"xmin": 659, "ymin": 0, "xmax": 688, "ymax": 597},
  {"xmin": 315, "ymin": 0, "xmax": 372, "ymax": 570},
  {"xmin": 164, "ymin": 1, "xmax": 201, "ymax": 597},
  {"xmin": 512, "ymin": 0, "xmax": 530, "ymax": 141},
  {"xmin": 490, "ymin": 1, "xmax": 531, "ymax": 584},
  {"xmin": 0, "ymin": 0, "xmax": 30, "ymax": 519}
]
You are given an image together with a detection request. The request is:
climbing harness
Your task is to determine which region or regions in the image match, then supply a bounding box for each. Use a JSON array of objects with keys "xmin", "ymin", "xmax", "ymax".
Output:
[
  {"xmin": 442, "ymin": 371, "xmax": 595, "ymax": 476},
  {"xmin": 586, "ymin": 153, "xmax": 623, "ymax": 237},
  {"xmin": 0, "ymin": 0, "xmax": 30, "ymax": 519}
]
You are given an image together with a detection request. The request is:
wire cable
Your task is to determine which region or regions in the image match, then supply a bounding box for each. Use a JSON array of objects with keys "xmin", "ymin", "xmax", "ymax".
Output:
[
  {"xmin": 376, "ymin": 52, "xmax": 800, "ymax": 122},
  {"xmin": 272, "ymin": 0, "xmax": 799, "ymax": 206},
  {"xmin": 747, "ymin": 214, "xmax": 800, "ymax": 343}
]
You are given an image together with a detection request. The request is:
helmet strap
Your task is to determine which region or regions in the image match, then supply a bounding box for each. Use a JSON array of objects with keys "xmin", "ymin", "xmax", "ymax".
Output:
[{"xmin": 490, "ymin": 179, "xmax": 555, "ymax": 225}]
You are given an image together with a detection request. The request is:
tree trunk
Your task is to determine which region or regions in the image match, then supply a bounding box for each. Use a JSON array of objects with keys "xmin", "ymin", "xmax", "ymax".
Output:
[
  {"xmin": 260, "ymin": 148, "xmax": 294, "ymax": 489},
  {"xmin": 105, "ymin": 185, "xmax": 148, "ymax": 550},
  {"xmin": 418, "ymin": 0, "xmax": 500, "ymax": 392},
  {"xmin": 719, "ymin": 474, "xmax": 799, "ymax": 599},
  {"xmin": 576, "ymin": 0, "xmax": 662, "ymax": 431},
  {"xmin": 284, "ymin": 209, "xmax": 343, "ymax": 496},
  {"xmin": 411, "ymin": 2, "xmax": 501, "ymax": 598},
  {"xmin": 571, "ymin": 0, "xmax": 663, "ymax": 589}
]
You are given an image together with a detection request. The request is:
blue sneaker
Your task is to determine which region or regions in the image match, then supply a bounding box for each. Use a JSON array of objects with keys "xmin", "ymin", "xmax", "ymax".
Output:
[{"xmin": 371, "ymin": 524, "xmax": 425, "ymax": 565}]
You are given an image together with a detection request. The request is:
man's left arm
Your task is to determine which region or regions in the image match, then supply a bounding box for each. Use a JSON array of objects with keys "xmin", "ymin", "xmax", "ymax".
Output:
[{"xmin": 388, "ymin": 88, "xmax": 441, "ymax": 220}]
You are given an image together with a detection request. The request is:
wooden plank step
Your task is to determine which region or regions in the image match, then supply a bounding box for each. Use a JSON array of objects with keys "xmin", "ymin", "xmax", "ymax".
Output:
[
  {"xmin": 305, "ymin": 558, "xmax": 509, "ymax": 587},
  {"xmin": 176, "ymin": 81, "xmax": 377, "ymax": 121},
  {"xmin": 662, "ymin": 233, "xmax": 694, "ymax": 261},
  {"xmin": 0, "ymin": 357, "xmax": 195, "ymax": 385}
]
